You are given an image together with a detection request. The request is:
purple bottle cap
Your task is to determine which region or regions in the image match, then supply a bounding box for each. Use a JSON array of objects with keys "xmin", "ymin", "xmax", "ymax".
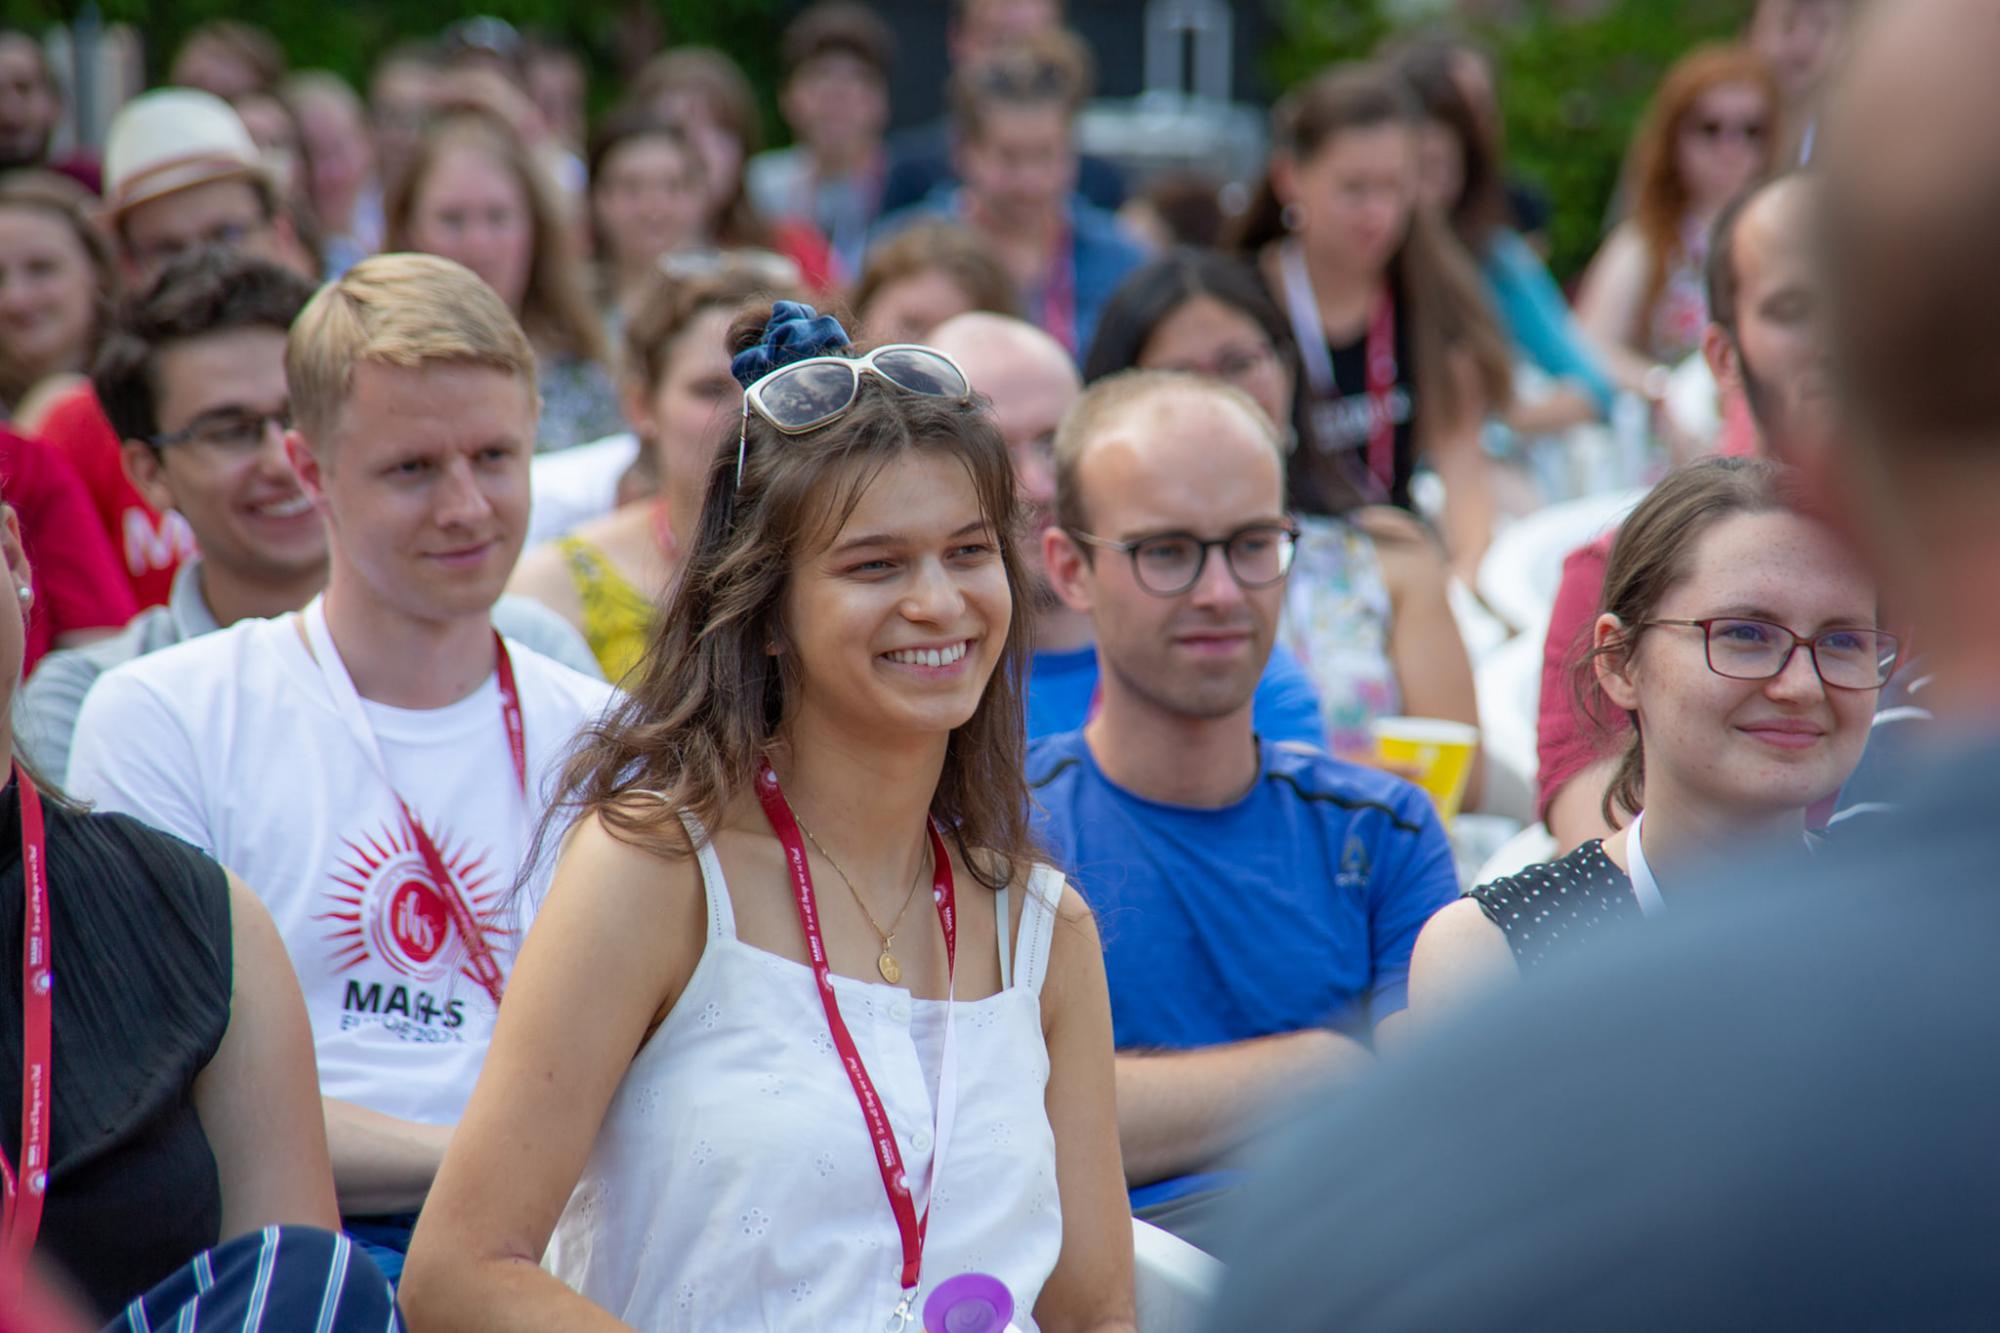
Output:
[{"xmin": 923, "ymin": 1273, "xmax": 1014, "ymax": 1333}]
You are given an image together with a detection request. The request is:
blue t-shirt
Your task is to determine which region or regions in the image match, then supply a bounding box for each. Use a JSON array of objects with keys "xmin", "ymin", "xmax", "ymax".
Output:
[
  {"xmin": 1027, "ymin": 730, "xmax": 1459, "ymax": 1207},
  {"xmin": 1026, "ymin": 642, "xmax": 1328, "ymax": 747}
]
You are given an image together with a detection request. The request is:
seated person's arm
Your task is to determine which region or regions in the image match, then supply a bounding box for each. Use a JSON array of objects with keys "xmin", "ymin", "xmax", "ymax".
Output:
[
  {"xmin": 195, "ymin": 873, "xmax": 341, "ymax": 1238},
  {"xmin": 322, "ymin": 1099, "xmax": 455, "ymax": 1217},
  {"xmin": 1115, "ymin": 1030, "xmax": 1374, "ymax": 1188},
  {"xmin": 1403, "ymin": 898, "xmax": 1521, "ymax": 1031},
  {"xmin": 1421, "ymin": 350, "xmax": 1499, "ymax": 585},
  {"xmin": 398, "ymin": 812, "xmax": 702, "ymax": 1332},
  {"xmin": 1035, "ymin": 885, "xmax": 1139, "ymax": 1333}
]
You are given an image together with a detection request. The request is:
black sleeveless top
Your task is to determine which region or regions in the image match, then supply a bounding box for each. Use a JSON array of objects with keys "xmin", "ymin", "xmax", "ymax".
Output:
[
  {"xmin": 1470, "ymin": 840, "xmax": 1643, "ymax": 972},
  {"xmin": 1291, "ymin": 285, "xmax": 1418, "ymax": 516},
  {"xmin": 0, "ymin": 780, "xmax": 231, "ymax": 1317}
]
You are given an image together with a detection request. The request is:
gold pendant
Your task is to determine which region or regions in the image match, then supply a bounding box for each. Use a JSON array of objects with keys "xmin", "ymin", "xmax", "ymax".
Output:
[{"xmin": 877, "ymin": 949, "xmax": 902, "ymax": 985}]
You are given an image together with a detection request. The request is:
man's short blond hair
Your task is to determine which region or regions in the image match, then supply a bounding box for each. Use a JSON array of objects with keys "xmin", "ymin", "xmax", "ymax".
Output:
[
  {"xmin": 286, "ymin": 252, "xmax": 537, "ymax": 444},
  {"xmin": 1052, "ymin": 369, "xmax": 1284, "ymax": 534}
]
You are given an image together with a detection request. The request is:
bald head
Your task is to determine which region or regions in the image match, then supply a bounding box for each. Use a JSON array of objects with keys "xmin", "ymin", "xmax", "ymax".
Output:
[
  {"xmin": 1824, "ymin": 0, "xmax": 2000, "ymax": 451},
  {"xmin": 929, "ymin": 312, "xmax": 1080, "ymax": 542}
]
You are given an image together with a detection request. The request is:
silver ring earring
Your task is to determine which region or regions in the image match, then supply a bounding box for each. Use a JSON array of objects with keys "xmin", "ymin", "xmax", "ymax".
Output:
[{"xmin": 1281, "ymin": 202, "xmax": 1306, "ymax": 232}]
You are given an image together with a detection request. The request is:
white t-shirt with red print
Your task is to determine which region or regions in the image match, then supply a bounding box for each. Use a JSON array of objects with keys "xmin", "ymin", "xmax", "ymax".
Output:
[{"xmin": 66, "ymin": 603, "xmax": 617, "ymax": 1124}]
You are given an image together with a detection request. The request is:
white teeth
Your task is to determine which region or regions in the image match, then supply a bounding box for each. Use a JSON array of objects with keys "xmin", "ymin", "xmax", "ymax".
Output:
[
  {"xmin": 888, "ymin": 641, "xmax": 969, "ymax": 667},
  {"xmin": 256, "ymin": 496, "xmax": 313, "ymax": 518}
]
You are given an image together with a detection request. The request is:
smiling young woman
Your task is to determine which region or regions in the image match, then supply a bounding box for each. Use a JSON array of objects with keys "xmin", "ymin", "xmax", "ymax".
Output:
[
  {"xmin": 1407, "ymin": 457, "xmax": 1889, "ymax": 1019},
  {"xmin": 401, "ymin": 303, "xmax": 1136, "ymax": 1332}
]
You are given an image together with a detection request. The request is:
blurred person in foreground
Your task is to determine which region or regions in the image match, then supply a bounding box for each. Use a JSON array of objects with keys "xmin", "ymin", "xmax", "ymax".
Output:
[
  {"xmin": 1205, "ymin": 2, "xmax": 2000, "ymax": 1325},
  {"xmin": 1028, "ymin": 371, "xmax": 1456, "ymax": 1253},
  {"xmin": 65, "ymin": 254, "xmax": 616, "ymax": 1278},
  {"xmin": 928, "ymin": 312, "xmax": 1329, "ymax": 747}
]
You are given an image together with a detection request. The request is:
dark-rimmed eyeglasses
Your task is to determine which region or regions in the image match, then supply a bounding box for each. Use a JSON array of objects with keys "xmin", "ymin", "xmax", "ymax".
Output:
[
  {"xmin": 149, "ymin": 406, "xmax": 292, "ymax": 456},
  {"xmin": 1641, "ymin": 617, "xmax": 1900, "ymax": 690},
  {"xmin": 736, "ymin": 344, "xmax": 971, "ymax": 485},
  {"xmin": 1067, "ymin": 522, "xmax": 1299, "ymax": 597}
]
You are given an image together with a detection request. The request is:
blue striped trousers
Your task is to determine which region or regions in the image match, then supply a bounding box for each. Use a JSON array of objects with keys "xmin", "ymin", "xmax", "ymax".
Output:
[{"xmin": 110, "ymin": 1226, "xmax": 402, "ymax": 1333}]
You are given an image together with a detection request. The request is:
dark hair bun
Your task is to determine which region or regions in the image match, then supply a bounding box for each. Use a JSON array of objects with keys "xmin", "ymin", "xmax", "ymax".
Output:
[{"xmin": 728, "ymin": 300, "xmax": 852, "ymax": 389}]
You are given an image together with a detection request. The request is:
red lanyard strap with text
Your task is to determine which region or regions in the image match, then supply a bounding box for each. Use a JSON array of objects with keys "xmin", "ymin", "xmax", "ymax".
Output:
[
  {"xmin": 1280, "ymin": 239, "xmax": 1400, "ymax": 499},
  {"xmin": 301, "ymin": 600, "xmax": 525, "ymax": 1006},
  {"xmin": 1, "ymin": 763, "xmax": 52, "ymax": 1266},
  {"xmin": 753, "ymin": 762, "xmax": 960, "ymax": 1330}
]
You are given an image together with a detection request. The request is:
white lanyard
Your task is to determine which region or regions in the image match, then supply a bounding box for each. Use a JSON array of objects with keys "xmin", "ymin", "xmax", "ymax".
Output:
[
  {"xmin": 1279, "ymin": 239, "xmax": 1339, "ymax": 399},
  {"xmin": 1625, "ymin": 811, "xmax": 1668, "ymax": 918}
]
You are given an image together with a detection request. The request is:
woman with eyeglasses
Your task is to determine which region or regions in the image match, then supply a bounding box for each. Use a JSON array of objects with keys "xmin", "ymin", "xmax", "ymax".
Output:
[
  {"xmin": 1575, "ymin": 46, "xmax": 1780, "ymax": 393},
  {"xmin": 1085, "ymin": 248, "xmax": 1479, "ymax": 772},
  {"xmin": 1407, "ymin": 458, "xmax": 1889, "ymax": 1017},
  {"xmin": 402, "ymin": 304, "xmax": 1136, "ymax": 1331}
]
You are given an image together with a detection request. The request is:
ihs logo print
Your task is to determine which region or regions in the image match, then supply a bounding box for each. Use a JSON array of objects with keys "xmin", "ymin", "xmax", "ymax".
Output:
[{"xmin": 321, "ymin": 819, "xmax": 506, "ymax": 990}]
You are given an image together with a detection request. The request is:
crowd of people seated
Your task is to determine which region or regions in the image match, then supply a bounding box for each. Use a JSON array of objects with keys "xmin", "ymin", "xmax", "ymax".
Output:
[{"xmin": 8, "ymin": 0, "xmax": 1988, "ymax": 1327}]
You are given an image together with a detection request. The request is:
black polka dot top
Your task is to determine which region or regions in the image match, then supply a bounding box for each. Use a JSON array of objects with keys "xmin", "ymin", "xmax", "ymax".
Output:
[{"xmin": 1470, "ymin": 840, "xmax": 1644, "ymax": 972}]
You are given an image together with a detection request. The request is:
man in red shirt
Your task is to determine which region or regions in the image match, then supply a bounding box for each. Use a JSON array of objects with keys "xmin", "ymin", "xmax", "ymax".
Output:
[{"xmin": 1538, "ymin": 171, "xmax": 1828, "ymax": 847}]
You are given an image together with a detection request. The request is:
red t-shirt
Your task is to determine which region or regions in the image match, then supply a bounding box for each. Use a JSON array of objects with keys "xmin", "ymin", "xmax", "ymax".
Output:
[
  {"xmin": 34, "ymin": 381, "xmax": 196, "ymax": 609},
  {"xmin": 0, "ymin": 427, "xmax": 138, "ymax": 678},
  {"xmin": 1535, "ymin": 533, "xmax": 1625, "ymax": 820}
]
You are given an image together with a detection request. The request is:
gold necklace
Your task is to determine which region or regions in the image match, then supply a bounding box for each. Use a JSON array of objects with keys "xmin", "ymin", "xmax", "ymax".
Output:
[{"xmin": 795, "ymin": 818, "xmax": 928, "ymax": 985}]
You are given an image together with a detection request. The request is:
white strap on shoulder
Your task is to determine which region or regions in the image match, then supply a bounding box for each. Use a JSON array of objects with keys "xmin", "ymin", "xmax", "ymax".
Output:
[
  {"xmin": 1012, "ymin": 864, "xmax": 1066, "ymax": 996},
  {"xmin": 995, "ymin": 885, "xmax": 1012, "ymax": 991},
  {"xmin": 671, "ymin": 807, "xmax": 738, "ymax": 942}
]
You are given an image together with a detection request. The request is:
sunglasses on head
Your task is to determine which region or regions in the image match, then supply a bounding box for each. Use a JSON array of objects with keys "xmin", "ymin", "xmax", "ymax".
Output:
[{"xmin": 734, "ymin": 344, "xmax": 972, "ymax": 485}]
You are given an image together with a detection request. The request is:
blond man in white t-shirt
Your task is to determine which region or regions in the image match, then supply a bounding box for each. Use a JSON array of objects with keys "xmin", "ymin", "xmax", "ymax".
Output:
[{"xmin": 68, "ymin": 254, "xmax": 616, "ymax": 1276}]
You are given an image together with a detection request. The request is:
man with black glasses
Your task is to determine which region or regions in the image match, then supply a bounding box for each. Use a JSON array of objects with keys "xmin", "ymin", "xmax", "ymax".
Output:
[{"xmin": 1026, "ymin": 370, "xmax": 1457, "ymax": 1254}]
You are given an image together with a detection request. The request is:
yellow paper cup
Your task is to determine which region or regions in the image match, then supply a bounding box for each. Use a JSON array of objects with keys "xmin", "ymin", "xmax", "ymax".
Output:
[{"xmin": 1371, "ymin": 716, "xmax": 1479, "ymax": 825}]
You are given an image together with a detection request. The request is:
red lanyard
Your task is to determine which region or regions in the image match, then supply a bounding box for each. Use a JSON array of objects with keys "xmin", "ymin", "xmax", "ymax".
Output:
[
  {"xmin": 301, "ymin": 604, "xmax": 526, "ymax": 1007},
  {"xmin": 2, "ymin": 764, "xmax": 52, "ymax": 1266},
  {"xmin": 1359, "ymin": 290, "xmax": 1399, "ymax": 497},
  {"xmin": 753, "ymin": 762, "xmax": 957, "ymax": 1314}
]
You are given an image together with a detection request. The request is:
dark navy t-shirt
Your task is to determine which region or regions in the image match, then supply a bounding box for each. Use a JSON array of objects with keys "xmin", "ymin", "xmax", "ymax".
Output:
[
  {"xmin": 1027, "ymin": 731, "xmax": 1459, "ymax": 1204},
  {"xmin": 1025, "ymin": 642, "xmax": 1328, "ymax": 746}
]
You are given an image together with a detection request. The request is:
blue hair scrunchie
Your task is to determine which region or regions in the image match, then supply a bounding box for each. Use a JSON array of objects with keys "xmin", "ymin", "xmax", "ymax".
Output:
[{"xmin": 729, "ymin": 300, "xmax": 851, "ymax": 390}]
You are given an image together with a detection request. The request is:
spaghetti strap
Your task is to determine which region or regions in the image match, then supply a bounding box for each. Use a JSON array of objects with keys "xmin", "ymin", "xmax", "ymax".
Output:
[
  {"xmin": 1012, "ymin": 864, "xmax": 1065, "ymax": 996},
  {"xmin": 673, "ymin": 809, "xmax": 738, "ymax": 943},
  {"xmin": 995, "ymin": 885, "xmax": 1012, "ymax": 991}
]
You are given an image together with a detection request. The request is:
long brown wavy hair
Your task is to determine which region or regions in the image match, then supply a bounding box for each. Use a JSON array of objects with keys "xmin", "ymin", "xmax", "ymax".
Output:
[
  {"xmin": 1232, "ymin": 62, "xmax": 1513, "ymax": 516},
  {"xmin": 385, "ymin": 114, "xmax": 607, "ymax": 364},
  {"xmin": 1623, "ymin": 44, "xmax": 1780, "ymax": 333},
  {"xmin": 543, "ymin": 304, "xmax": 1036, "ymax": 889}
]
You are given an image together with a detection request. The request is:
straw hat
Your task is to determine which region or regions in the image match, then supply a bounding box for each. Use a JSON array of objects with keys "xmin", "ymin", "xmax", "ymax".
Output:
[{"xmin": 102, "ymin": 88, "xmax": 264, "ymax": 220}]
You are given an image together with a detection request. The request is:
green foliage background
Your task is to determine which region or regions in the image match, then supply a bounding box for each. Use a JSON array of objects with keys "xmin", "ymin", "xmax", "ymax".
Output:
[{"xmin": 1272, "ymin": 0, "xmax": 1748, "ymax": 282}]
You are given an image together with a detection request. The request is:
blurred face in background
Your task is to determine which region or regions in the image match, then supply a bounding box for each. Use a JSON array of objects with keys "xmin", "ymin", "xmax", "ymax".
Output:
[
  {"xmin": 0, "ymin": 36, "xmax": 55, "ymax": 170},
  {"xmin": 1719, "ymin": 180, "xmax": 1832, "ymax": 451},
  {"xmin": 593, "ymin": 133, "xmax": 708, "ymax": 272},
  {"xmin": 526, "ymin": 47, "xmax": 586, "ymax": 151},
  {"xmin": 371, "ymin": 58, "xmax": 438, "ymax": 191},
  {"xmin": 294, "ymin": 85, "xmax": 375, "ymax": 233},
  {"xmin": 959, "ymin": 103, "xmax": 1076, "ymax": 230},
  {"xmin": 1413, "ymin": 116, "xmax": 1466, "ymax": 215},
  {"xmin": 1285, "ymin": 121, "xmax": 1418, "ymax": 276},
  {"xmin": 0, "ymin": 202, "xmax": 96, "ymax": 382},
  {"xmin": 170, "ymin": 35, "xmax": 266, "ymax": 101},
  {"xmin": 405, "ymin": 145, "xmax": 533, "ymax": 314},
  {"xmin": 629, "ymin": 305, "xmax": 740, "ymax": 496},
  {"xmin": 233, "ymin": 92, "xmax": 302, "ymax": 200},
  {"xmin": 1675, "ymin": 81, "xmax": 1774, "ymax": 216},
  {"xmin": 1137, "ymin": 295, "xmax": 1293, "ymax": 441},
  {"xmin": 783, "ymin": 51, "xmax": 889, "ymax": 163},
  {"xmin": 650, "ymin": 90, "xmax": 745, "ymax": 227},
  {"xmin": 1751, "ymin": 0, "xmax": 1847, "ymax": 106},
  {"xmin": 951, "ymin": 0, "xmax": 1061, "ymax": 68},
  {"xmin": 862, "ymin": 267, "xmax": 982, "ymax": 345}
]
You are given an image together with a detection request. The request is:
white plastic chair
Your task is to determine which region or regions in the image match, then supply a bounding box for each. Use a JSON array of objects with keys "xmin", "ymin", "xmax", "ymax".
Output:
[
  {"xmin": 1133, "ymin": 1216, "xmax": 1221, "ymax": 1332},
  {"xmin": 1470, "ymin": 821, "xmax": 1559, "ymax": 889},
  {"xmin": 1474, "ymin": 488, "xmax": 1647, "ymax": 635}
]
